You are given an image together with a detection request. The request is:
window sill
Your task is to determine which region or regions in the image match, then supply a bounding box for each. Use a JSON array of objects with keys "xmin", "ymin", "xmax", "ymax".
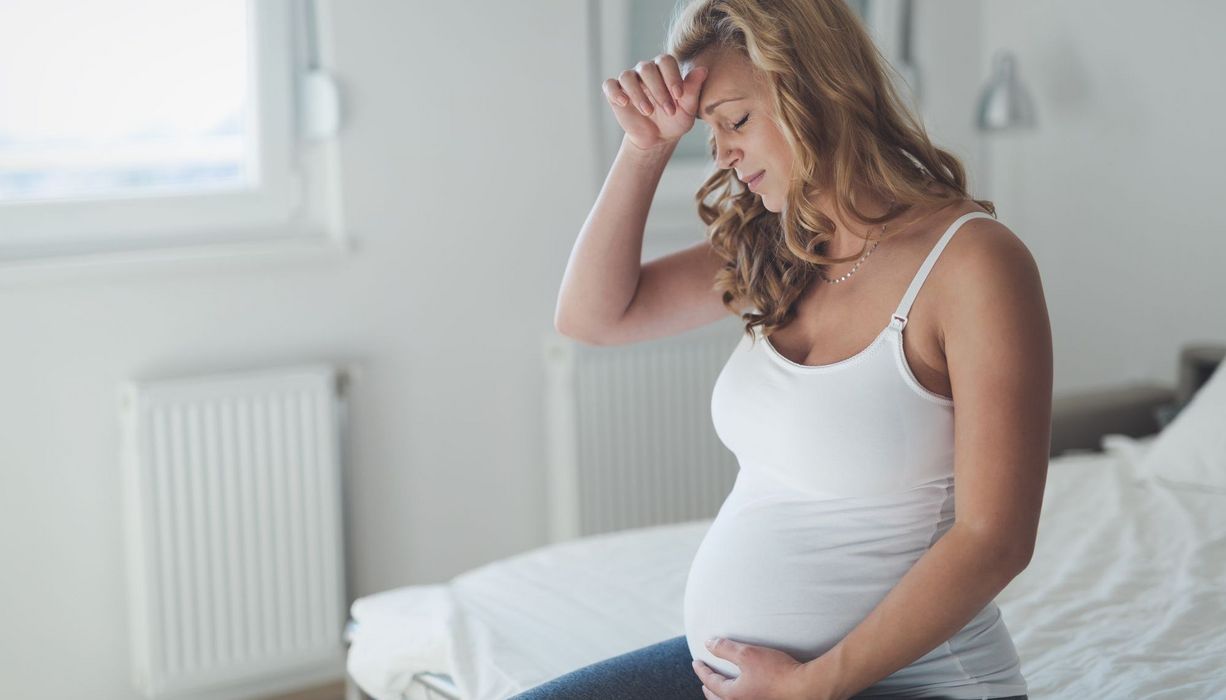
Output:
[{"xmin": 0, "ymin": 231, "xmax": 355, "ymax": 289}]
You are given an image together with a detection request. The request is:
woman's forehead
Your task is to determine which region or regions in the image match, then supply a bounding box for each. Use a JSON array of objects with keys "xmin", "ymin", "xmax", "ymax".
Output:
[
  {"xmin": 689, "ymin": 46, "xmax": 748, "ymax": 76},
  {"xmin": 694, "ymin": 51, "xmax": 757, "ymax": 96},
  {"xmin": 697, "ymin": 70, "xmax": 758, "ymax": 116}
]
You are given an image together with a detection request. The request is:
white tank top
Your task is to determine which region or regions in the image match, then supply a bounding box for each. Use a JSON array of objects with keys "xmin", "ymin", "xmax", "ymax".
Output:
[{"xmin": 684, "ymin": 211, "xmax": 1029, "ymax": 698}]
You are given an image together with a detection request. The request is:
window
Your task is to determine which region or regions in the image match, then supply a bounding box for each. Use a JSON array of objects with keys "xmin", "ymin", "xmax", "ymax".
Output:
[{"xmin": 0, "ymin": 0, "xmax": 344, "ymax": 267}]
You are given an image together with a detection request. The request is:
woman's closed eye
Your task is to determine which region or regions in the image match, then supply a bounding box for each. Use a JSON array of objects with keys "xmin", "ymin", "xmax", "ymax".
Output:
[{"xmin": 732, "ymin": 113, "xmax": 749, "ymax": 131}]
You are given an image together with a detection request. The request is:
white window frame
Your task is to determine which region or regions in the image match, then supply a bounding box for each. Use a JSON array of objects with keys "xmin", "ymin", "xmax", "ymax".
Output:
[{"xmin": 0, "ymin": 0, "xmax": 348, "ymax": 278}]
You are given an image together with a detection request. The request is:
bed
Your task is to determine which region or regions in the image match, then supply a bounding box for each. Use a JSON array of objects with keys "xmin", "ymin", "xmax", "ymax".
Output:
[{"xmin": 345, "ymin": 350, "xmax": 1226, "ymax": 700}]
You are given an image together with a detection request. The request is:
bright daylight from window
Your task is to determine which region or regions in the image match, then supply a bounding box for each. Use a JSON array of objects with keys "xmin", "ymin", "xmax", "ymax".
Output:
[{"xmin": 0, "ymin": 0, "xmax": 251, "ymax": 204}]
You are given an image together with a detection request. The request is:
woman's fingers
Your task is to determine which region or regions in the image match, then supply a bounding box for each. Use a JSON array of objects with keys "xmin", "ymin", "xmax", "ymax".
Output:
[
  {"xmin": 602, "ymin": 78, "xmax": 629, "ymax": 108},
  {"xmin": 602, "ymin": 53, "xmax": 701, "ymax": 150},
  {"xmin": 618, "ymin": 68, "xmax": 654, "ymax": 116},
  {"xmin": 608, "ymin": 54, "xmax": 697, "ymax": 119},
  {"xmin": 636, "ymin": 59, "xmax": 676, "ymax": 116},
  {"xmin": 655, "ymin": 54, "xmax": 685, "ymax": 104},
  {"xmin": 677, "ymin": 65, "xmax": 709, "ymax": 116}
]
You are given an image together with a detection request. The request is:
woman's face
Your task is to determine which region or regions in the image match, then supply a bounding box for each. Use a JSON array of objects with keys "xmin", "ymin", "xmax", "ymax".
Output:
[{"xmin": 689, "ymin": 47, "xmax": 794, "ymax": 213}]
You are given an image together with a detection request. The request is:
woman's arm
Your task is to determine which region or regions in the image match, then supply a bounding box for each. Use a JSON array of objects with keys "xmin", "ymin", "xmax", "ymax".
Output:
[
  {"xmin": 554, "ymin": 135, "xmax": 676, "ymax": 343},
  {"xmin": 805, "ymin": 224, "xmax": 1053, "ymax": 700},
  {"xmin": 555, "ymin": 57, "xmax": 708, "ymax": 344}
]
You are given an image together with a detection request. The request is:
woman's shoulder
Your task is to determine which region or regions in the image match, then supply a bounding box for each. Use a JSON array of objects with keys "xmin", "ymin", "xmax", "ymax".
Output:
[
  {"xmin": 932, "ymin": 203, "xmax": 1044, "ymax": 323},
  {"xmin": 893, "ymin": 199, "xmax": 1026, "ymax": 273},
  {"xmin": 941, "ymin": 204, "xmax": 1034, "ymax": 278}
]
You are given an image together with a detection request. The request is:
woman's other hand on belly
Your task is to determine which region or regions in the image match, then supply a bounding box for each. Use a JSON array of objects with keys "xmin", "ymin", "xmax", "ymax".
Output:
[{"xmin": 691, "ymin": 636, "xmax": 839, "ymax": 700}]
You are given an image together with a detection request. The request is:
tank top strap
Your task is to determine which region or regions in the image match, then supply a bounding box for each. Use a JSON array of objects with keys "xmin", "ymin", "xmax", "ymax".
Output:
[{"xmin": 890, "ymin": 211, "xmax": 995, "ymax": 330}]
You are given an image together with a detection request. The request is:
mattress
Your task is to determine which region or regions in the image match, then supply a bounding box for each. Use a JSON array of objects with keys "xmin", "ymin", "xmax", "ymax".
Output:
[{"xmin": 347, "ymin": 433, "xmax": 1226, "ymax": 699}]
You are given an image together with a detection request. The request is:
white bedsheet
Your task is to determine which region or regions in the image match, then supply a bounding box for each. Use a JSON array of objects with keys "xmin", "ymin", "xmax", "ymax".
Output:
[
  {"xmin": 346, "ymin": 584, "xmax": 456, "ymax": 700},
  {"xmin": 347, "ymin": 435, "xmax": 1226, "ymax": 699},
  {"xmin": 447, "ymin": 520, "xmax": 707, "ymax": 700},
  {"xmin": 995, "ymin": 434, "xmax": 1226, "ymax": 699}
]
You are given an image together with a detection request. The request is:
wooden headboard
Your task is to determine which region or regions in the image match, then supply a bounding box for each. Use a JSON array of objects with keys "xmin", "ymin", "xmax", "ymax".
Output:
[
  {"xmin": 1176, "ymin": 344, "xmax": 1226, "ymax": 406},
  {"xmin": 1049, "ymin": 343, "xmax": 1225, "ymax": 457}
]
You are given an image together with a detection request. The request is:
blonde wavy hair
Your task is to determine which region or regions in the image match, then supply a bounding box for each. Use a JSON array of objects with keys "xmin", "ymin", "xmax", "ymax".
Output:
[{"xmin": 665, "ymin": 0, "xmax": 995, "ymax": 340}]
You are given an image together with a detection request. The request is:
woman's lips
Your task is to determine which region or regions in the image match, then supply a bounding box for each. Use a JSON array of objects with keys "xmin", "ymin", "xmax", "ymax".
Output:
[{"xmin": 747, "ymin": 171, "xmax": 765, "ymax": 192}]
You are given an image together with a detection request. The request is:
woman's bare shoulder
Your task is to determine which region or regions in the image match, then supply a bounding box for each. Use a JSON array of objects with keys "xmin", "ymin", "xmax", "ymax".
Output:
[
  {"xmin": 933, "ymin": 209, "xmax": 1045, "ymax": 340},
  {"xmin": 943, "ymin": 208, "xmax": 1035, "ymax": 277}
]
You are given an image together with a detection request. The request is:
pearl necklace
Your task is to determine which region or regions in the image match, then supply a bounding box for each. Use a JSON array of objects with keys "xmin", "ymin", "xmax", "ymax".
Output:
[{"xmin": 818, "ymin": 223, "xmax": 885, "ymax": 284}]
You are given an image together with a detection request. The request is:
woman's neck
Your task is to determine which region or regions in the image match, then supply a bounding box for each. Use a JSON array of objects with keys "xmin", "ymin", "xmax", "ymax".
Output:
[{"xmin": 818, "ymin": 186, "xmax": 956, "ymax": 260}]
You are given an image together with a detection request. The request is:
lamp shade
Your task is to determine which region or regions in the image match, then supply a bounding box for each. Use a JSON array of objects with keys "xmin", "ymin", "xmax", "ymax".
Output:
[{"xmin": 977, "ymin": 50, "xmax": 1038, "ymax": 131}]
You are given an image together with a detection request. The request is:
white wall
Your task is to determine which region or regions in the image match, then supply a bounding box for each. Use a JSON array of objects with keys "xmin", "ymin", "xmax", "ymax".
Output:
[
  {"xmin": 0, "ymin": 2, "xmax": 596, "ymax": 697},
  {"xmin": 0, "ymin": 2, "xmax": 1220, "ymax": 698},
  {"xmin": 912, "ymin": 1, "xmax": 986, "ymax": 196},
  {"xmin": 915, "ymin": 0, "xmax": 1226, "ymax": 392},
  {"xmin": 980, "ymin": 0, "xmax": 1226, "ymax": 389}
]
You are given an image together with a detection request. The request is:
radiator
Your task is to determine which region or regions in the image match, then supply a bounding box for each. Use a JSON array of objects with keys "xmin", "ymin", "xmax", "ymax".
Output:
[
  {"xmin": 119, "ymin": 364, "xmax": 347, "ymax": 699},
  {"xmin": 543, "ymin": 318, "xmax": 742, "ymax": 543}
]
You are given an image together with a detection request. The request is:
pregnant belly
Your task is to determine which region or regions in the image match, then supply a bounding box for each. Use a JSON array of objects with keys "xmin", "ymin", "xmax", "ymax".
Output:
[{"xmin": 683, "ymin": 486, "xmax": 945, "ymax": 678}]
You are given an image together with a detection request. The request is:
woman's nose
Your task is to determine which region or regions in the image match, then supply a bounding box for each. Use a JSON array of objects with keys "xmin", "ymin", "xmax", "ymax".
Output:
[{"xmin": 716, "ymin": 145, "xmax": 740, "ymax": 171}]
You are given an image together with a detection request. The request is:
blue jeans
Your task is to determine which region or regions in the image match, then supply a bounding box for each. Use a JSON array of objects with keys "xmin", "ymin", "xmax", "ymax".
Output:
[{"xmin": 506, "ymin": 635, "xmax": 1029, "ymax": 699}]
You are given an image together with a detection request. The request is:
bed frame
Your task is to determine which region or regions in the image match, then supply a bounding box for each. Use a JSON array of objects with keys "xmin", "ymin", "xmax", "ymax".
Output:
[{"xmin": 344, "ymin": 343, "xmax": 1224, "ymax": 700}]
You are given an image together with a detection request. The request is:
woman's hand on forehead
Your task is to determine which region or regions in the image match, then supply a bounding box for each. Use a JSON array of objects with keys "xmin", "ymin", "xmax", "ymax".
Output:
[{"xmin": 601, "ymin": 53, "xmax": 709, "ymax": 151}]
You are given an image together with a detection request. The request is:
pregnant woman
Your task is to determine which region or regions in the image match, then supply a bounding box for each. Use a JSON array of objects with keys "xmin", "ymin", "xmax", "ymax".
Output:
[{"xmin": 522, "ymin": 0, "xmax": 1052, "ymax": 698}]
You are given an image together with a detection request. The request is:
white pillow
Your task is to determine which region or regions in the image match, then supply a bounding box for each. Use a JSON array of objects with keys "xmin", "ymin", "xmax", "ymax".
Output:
[
  {"xmin": 1100, "ymin": 432, "xmax": 1159, "ymax": 481},
  {"xmin": 1136, "ymin": 361, "xmax": 1226, "ymax": 492}
]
